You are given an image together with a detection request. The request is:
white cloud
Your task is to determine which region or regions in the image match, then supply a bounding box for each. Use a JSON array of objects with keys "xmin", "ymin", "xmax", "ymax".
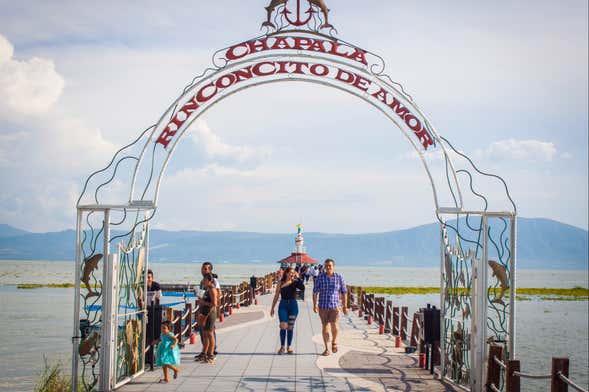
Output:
[
  {"xmin": 0, "ymin": 34, "xmax": 64, "ymax": 115},
  {"xmin": 189, "ymin": 119, "xmax": 271, "ymax": 169},
  {"xmin": 478, "ymin": 139, "xmax": 557, "ymax": 162},
  {"xmin": 0, "ymin": 34, "xmax": 116, "ymax": 230}
]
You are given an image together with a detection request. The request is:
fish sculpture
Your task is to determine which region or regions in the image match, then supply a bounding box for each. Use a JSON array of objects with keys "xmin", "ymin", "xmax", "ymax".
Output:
[
  {"xmin": 263, "ymin": 0, "xmax": 288, "ymax": 28},
  {"xmin": 444, "ymin": 253, "xmax": 453, "ymax": 289},
  {"xmin": 308, "ymin": 0, "xmax": 332, "ymax": 28},
  {"xmin": 79, "ymin": 331, "xmax": 100, "ymax": 356},
  {"xmin": 262, "ymin": 0, "xmax": 332, "ymax": 29},
  {"xmin": 125, "ymin": 320, "xmax": 140, "ymax": 373},
  {"xmin": 451, "ymin": 322, "xmax": 464, "ymax": 371},
  {"xmin": 81, "ymin": 253, "xmax": 102, "ymax": 299},
  {"xmin": 488, "ymin": 259, "xmax": 509, "ymax": 305},
  {"xmin": 462, "ymin": 302, "xmax": 471, "ymax": 319}
]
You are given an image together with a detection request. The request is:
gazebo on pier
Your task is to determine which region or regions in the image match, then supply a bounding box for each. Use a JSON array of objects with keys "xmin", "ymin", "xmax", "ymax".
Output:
[{"xmin": 277, "ymin": 224, "xmax": 319, "ymax": 268}]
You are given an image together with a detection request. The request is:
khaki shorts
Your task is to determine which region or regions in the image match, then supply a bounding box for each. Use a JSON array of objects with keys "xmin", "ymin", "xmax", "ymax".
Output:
[{"xmin": 318, "ymin": 308, "xmax": 339, "ymax": 324}]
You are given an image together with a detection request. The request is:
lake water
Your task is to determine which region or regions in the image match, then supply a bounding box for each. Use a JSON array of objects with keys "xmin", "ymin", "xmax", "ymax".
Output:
[{"xmin": 0, "ymin": 260, "xmax": 587, "ymax": 391}]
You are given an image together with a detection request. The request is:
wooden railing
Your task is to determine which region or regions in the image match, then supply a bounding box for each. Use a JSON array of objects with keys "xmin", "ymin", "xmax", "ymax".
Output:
[
  {"xmin": 144, "ymin": 271, "xmax": 279, "ymax": 368},
  {"xmin": 486, "ymin": 345, "xmax": 588, "ymax": 392},
  {"xmin": 347, "ymin": 286, "xmax": 428, "ymax": 356}
]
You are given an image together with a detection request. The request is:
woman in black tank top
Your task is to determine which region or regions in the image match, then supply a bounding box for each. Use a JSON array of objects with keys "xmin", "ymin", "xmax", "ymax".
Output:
[{"xmin": 270, "ymin": 266, "xmax": 305, "ymax": 354}]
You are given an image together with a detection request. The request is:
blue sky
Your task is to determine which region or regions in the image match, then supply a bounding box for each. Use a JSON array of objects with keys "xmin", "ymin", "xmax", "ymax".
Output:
[{"xmin": 0, "ymin": 0, "xmax": 587, "ymax": 233}]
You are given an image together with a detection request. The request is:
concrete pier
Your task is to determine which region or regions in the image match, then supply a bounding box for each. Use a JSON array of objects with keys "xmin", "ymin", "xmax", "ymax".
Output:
[{"xmin": 119, "ymin": 285, "xmax": 459, "ymax": 391}]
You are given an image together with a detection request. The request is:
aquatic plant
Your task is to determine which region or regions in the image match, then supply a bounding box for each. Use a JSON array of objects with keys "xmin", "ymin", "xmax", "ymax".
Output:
[
  {"xmin": 33, "ymin": 359, "xmax": 82, "ymax": 392},
  {"xmin": 362, "ymin": 286, "xmax": 589, "ymax": 300}
]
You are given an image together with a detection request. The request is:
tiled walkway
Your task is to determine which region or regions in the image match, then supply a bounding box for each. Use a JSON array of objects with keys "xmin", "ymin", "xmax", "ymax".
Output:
[{"xmin": 119, "ymin": 284, "xmax": 459, "ymax": 391}]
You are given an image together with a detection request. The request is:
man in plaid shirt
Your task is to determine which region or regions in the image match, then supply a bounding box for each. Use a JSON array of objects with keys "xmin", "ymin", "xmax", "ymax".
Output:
[{"xmin": 313, "ymin": 258, "xmax": 348, "ymax": 356}]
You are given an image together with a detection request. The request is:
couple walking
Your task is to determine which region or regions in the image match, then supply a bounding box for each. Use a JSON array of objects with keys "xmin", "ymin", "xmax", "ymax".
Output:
[{"xmin": 270, "ymin": 258, "xmax": 347, "ymax": 356}]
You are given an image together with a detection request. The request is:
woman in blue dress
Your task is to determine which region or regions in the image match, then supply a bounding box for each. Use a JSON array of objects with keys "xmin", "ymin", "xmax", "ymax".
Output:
[{"xmin": 156, "ymin": 321, "xmax": 180, "ymax": 383}]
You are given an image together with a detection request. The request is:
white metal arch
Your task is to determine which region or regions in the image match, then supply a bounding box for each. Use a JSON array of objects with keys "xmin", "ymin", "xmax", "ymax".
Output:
[{"xmin": 123, "ymin": 38, "xmax": 465, "ymax": 213}]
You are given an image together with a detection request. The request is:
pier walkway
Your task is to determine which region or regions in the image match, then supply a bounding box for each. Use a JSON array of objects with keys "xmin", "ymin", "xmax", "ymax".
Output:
[{"xmin": 120, "ymin": 285, "xmax": 459, "ymax": 392}]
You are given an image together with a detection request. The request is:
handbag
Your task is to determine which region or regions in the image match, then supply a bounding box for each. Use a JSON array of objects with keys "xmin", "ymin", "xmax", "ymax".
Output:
[{"xmin": 196, "ymin": 311, "xmax": 209, "ymax": 327}]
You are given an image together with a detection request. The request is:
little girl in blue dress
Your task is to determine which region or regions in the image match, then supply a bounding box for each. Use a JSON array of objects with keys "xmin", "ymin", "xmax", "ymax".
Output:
[{"xmin": 156, "ymin": 321, "xmax": 180, "ymax": 383}]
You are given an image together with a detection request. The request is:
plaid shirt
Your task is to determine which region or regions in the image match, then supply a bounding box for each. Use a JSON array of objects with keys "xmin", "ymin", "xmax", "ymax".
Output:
[{"xmin": 313, "ymin": 272, "xmax": 347, "ymax": 309}]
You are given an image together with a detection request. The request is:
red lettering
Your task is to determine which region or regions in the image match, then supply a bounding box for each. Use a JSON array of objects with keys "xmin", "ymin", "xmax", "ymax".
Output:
[
  {"xmin": 252, "ymin": 61, "xmax": 277, "ymax": 76},
  {"xmin": 289, "ymin": 61, "xmax": 309, "ymax": 74},
  {"xmin": 415, "ymin": 127, "xmax": 435, "ymax": 150},
  {"xmin": 275, "ymin": 61, "xmax": 291, "ymax": 74},
  {"xmin": 232, "ymin": 66, "xmax": 254, "ymax": 83},
  {"xmin": 329, "ymin": 41, "xmax": 346, "ymax": 57},
  {"xmin": 225, "ymin": 42, "xmax": 249, "ymax": 61},
  {"xmin": 404, "ymin": 115, "xmax": 421, "ymax": 132},
  {"xmin": 388, "ymin": 97, "xmax": 410, "ymax": 119},
  {"xmin": 247, "ymin": 38, "xmax": 270, "ymax": 54},
  {"xmin": 309, "ymin": 63, "xmax": 329, "ymax": 77},
  {"xmin": 350, "ymin": 49, "xmax": 368, "ymax": 66},
  {"xmin": 180, "ymin": 96, "xmax": 200, "ymax": 115},
  {"xmin": 196, "ymin": 83, "xmax": 217, "ymax": 102},
  {"xmin": 335, "ymin": 68, "xmax": 355, "ymax": 84},
  {"xmin": 156, "ymin": 127, "xmax": 177, "ymax": 148},
  {"xmin": 352, "ymin": 75, "xmax": 371, "ymax": 92},
  {"xmin": 371, "ymin": 88, "xmax": 389, "ymax": 104},
  {"xmin": 309, "ymin": 40, "xmax": 327, "ymax": 53},
  {"xmin": 271, "ymin": 37, "xmax": 291, "ymax": 50},
  {"xmin": 292, "ymin": 37, "xmax": 313, "ymax": 50},
  {"xmin": 215, "ymin": 74, "xmax": 237, "ymax": 89}
]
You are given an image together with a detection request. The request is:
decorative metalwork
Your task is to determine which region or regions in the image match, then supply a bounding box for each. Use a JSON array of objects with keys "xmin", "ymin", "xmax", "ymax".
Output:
[
  {"xmin": 72, "ymin": 2, "xmax": 518, "ymax": 391},
  {"xmin": 114, "ymin": 232, "xmax": 148, "ymax": 386},
  {"xmin": 261, "ymin": 0, "xmax": 336, "ymax": 36}
]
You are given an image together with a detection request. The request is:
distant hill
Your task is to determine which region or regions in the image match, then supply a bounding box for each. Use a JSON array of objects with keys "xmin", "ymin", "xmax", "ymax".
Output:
[
  {"xmin": 0, "ymin": 218, "xmax": 586, "ymax": 269},
  {"xmin": 0, "ymin": 224, "xmax": 30, "ymax": 238}
]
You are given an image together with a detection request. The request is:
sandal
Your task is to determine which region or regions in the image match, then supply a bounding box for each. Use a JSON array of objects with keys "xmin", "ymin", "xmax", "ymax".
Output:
[
  {"xmin": 277, "ymin": 347, "xmax": 285, "ymax": 355},
  {"xmin": 173, "ymin": 370, "xmax": 179, "ymax": 379},
  {"xmin": 206, "ymin": 355, "xmax": 216, "ymax": 364},
  {"xmin": 194, "ymin": 352, "xmax": 205, "ymax": 361},
  {"xmin": 321, "ymin": 349, "xmax": 330, "ymax": 356},
  {"xmin": 287, "ymin": 347, "xmax": 294, "ymax": 354},
  {"xmin": 159, "ymin": 379, "xmax": 168, "ymax": 383},
  {"xmin": 332, "ymin": 343, "xmax": 338, "ymax": 353}
]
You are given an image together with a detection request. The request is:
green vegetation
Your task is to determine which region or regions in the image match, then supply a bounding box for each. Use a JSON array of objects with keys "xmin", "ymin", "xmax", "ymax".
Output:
[
  {"xmin": 18, "ymin": 283, "xmax": 75, "ymax": 289},
  {"xmin": 362, "ymin": 286, "xmax": 589, "ymax": 300},
  {"xmin": 34, "ymin": 360, "xmax": 82, "ymax": 392},
  {"xmin": 516, "ymin": 287, "xmax": 588, "ymax": 296},
  {"xmin": 17, "ymin": 283, "xmax": 101, "ymax": 289},
  {"xmin": 363, "ymin": 286, "xmax": 440, "ymax": 295}
]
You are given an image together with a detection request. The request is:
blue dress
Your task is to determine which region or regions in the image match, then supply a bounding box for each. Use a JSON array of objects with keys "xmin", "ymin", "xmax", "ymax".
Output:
[{"xmin": 156, "ymin": 332, "xmax": 181, "ymax": 366}]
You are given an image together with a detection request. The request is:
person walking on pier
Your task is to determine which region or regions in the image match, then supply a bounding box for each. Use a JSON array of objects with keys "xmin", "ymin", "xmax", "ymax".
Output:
[
  {"xmin": 313, "ymin": 258, "xmax": 348, "ymax": 356},
  {"xmin": 146, "ymin": 269, "xmax": 162, "ymax": 305},
  {"xmin": 196, "ymin": 273, "xmax": 218, "ymax": 364},
  {"xmin": 270, "ymin": 266, "xmax": 305, "ymax": 354},
  {"xmin": 155, "ymin": 321, "xmax": 180, "ymax": 383}
]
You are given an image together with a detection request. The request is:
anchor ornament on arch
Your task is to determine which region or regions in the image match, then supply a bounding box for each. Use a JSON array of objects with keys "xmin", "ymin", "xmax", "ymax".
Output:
[{"xmin": 262, "ymin": 0, "xmax": 334, "ymax": 31}]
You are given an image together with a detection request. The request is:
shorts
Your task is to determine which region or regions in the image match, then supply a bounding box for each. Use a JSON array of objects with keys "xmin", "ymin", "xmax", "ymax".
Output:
[
  {"xmin": 318, "ymin": 308, "xmax": 339, "ymax": 324},
  {"xmin": 202, "ymin": 308, "xmax": 217, "ymax": 331},
  {"xmin": 278, "ymin": 299, "xmax": 299, "ymax": 323}
]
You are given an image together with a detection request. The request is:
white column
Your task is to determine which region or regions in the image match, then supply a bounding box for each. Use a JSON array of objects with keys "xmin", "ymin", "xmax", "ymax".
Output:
[
  {"xmin": 508, "ymin": 215, "xmax": 517, "ymax": 358},
  {"xmin": 71, "ymin": 209, "xmax": 83, "ymax": 392},
  {"xmin": 99, "ymin": 209, "xmax": 111, "ymax": 391}
]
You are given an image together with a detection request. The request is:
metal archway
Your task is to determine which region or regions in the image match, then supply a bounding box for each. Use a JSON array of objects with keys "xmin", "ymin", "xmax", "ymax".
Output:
[{"xmin": 72, "ymin": 3, "xmax": 517, "ymax": 391}]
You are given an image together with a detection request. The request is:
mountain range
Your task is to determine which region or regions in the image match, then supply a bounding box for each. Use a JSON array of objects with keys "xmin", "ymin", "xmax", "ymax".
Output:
[{"xmin": 0, "ymin": 218, "xmax": 587, "ymax": 269}]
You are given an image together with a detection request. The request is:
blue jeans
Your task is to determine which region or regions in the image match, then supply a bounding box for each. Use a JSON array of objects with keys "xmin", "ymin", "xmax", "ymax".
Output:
[{"xmin": 278, "ymin": 299, "xmax": 299, "ymax": 323}]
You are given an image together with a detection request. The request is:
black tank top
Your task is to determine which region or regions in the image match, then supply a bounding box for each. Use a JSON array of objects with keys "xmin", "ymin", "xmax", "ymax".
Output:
[
  {"xmin": 280, "ymin": 278, "xmax": 305, "ymax": 300},
  {"xmin": 200, "ymin": 288, "xmax": 213, "ymax": 314}
]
